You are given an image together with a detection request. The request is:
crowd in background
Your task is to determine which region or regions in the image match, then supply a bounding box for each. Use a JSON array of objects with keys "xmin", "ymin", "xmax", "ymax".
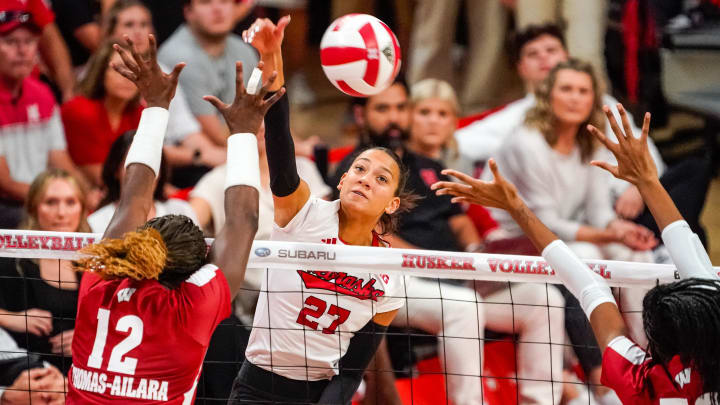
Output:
[{"xmin": 0, "ymin": 0, "xmax": 718, "ymax": 404}]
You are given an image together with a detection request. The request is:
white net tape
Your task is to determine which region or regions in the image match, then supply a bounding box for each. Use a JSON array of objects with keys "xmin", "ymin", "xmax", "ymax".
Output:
[{"xmin": 0, "ymin": 229, "xmax": 717, "ymax": 287}]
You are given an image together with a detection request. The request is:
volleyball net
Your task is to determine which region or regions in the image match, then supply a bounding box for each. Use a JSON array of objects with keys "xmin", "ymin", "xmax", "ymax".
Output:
[{"xmin": 0, "ymin": 229, "xmax": 711, "ymax": 404}]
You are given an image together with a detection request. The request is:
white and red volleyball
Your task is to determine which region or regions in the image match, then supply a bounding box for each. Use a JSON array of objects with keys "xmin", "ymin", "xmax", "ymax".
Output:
[{"xmin": 320, "ymin": 14, "xmax": 401, "ymax": 97}]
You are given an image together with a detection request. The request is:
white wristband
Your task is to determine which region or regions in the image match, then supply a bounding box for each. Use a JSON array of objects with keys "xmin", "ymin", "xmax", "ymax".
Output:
[
  {"xmin": 542, "ymin": 240, "xmax": 617, "ymax": 318},
  {"xmin": 661, "ymin": 220, "xmax": 717, "ymax": 280},
  {"xmin": 224, "ymin": 133, "xmax": 261, "ymax": 192},
  {"xmin": 124, "ymin": 107, "xmax": 169, "ymax": 176}
]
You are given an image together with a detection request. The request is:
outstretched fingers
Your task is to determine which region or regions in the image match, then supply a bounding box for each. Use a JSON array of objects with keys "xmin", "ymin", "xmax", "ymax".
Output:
[
  {"xmin": 233, "ymin": 61, "xmax": 247, "ymax": 101},
  {"xmin": 617, "ymin": 104, "xmax": 635, "ymax": 143},
  {"xmin": 587, "ymin": 123, "xmax": 619, "ymax": 154},
  {"xmin": 113, "ymin": 43, "xmax": 140, "ymax": 74},
  {"xmin": 262, "ymin": 87, "xmax": 286, "ymax": 112},
  {"xmin": 123, "ymin": 35, "xmax": 145, "ymax": 68},
  {"xmin": 257, "ymin": 70, "xmax": 278, "ymax": 99},
  {"xmin": 439, "ymin": 168, "xmax": 476, "ymax": 185},
  {"xmin": 147, "ymin": 34, "xmax": 158, "ymax": 64},
  {"xmin": 590, "ymin": 160, "xmax": 620, "ymax": 178},
  {"xmin": 640, "ymin": 111, "xmax": 651, "ymax": 144},
  {"xmin": 111, "ymin": 62, "xmax": 138, "ymax": 82},
  {"xmin": 203, "ymin": 95, "xmax": 228, "ymax": 113},
  {"xmin": 603, "ymin": 105, "xmax": 627, "ymax": 146}
]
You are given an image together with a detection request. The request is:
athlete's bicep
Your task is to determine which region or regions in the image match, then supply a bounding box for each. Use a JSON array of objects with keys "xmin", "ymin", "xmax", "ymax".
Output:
[
  {"xmin": 273, "ymin": 179, "xmax": 311, "ymax": 228},
  {"xmin": 372, "ymin": 309, "xmax": 398, "ymax": 327}
]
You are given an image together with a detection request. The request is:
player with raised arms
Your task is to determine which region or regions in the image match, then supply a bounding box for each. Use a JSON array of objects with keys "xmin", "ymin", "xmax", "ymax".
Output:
[
  {"xmin": 433, "ymin": 104, "xmax": 720, "ymax": 404},
  {"xmin": 226, "ymin": 17, "xmax": 409, "ymax": 405},
  {"xmin": 66, "ymin": 34, "xmax": 284, "ymax": 403}
]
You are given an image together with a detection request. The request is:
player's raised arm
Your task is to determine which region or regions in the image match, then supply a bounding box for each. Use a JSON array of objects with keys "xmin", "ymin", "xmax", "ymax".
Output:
[
  {"xmin": 244, "ymin": 16, "xmax": 311, "ymax": 227},
  {"xmin": 102, "ymin": 34, "xmax": 185, "ymax": 240},
  {"xmin": 205, "ymin": 62, "xmax": 285, "ymax": 294},
  {"xmin": 432, "ymin": 161, "xmax": 627, "ymax": 351},
  {"xmin": 588, "ymin": 104, "xmax": 717, "ymax": 280}
]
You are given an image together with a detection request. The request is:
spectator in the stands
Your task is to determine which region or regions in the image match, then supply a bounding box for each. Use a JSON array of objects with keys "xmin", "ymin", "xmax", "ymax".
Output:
[
  {"xmin": 0, "ymin": 328, "xmax": 66, "ymax": 404},
  {"xmin": 0, "ymin": 8, "xmax": 91, "ymax": 228},
  {"xmin": 62, "ymin": 39, "xmax": 143, "ymax": 188},
  {"xmin": 455, "ymin": 24, "xmax": 711, "ymax": 246},
  {"xmin": 50, "ymin": 0, "xmax": 101, "ymax": 67},
  {"xmin": 158, "ymin": 0, "xmax": 259, "ymax": 147},
  {"xmin": 103, "ymin": 0, "xmax": 226, "ymax": 187},
  {"xmin": 2, "ymin": 0, "xmax": 76, "ymax": 102},
  {"xmin": 0, "ymin": 169, "xmax": 91, "ymax": 374},
  {"xmin": 88, "ymin": 130, "xmax": 199, "ymax": 233},
  {"xmin": 408, "ymin": 78, "xmax": 474, "ymax": 175},
  {"xmin": 486, "ymin": 59, "xmax": 659, "ymax": 404}
]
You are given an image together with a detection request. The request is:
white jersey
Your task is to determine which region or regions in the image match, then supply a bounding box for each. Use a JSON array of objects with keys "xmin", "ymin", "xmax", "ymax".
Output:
[{"xmin": 245, "ymin": 198, "xmax": 406, "ymax": 381}]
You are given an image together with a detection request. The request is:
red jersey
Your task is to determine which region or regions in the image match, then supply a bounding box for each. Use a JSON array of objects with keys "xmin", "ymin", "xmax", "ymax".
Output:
[
  {"xmin": 67, "ymin": 264, "xmax": 231, "ymax": 404},
  {"xmin": 601, "ymin": 336, "xmax": 705, "ymax": 405}
]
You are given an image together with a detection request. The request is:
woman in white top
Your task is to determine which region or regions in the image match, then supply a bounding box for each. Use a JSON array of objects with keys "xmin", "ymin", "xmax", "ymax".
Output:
[
  {"xmin": 487, "ymin": 59, "xmax": 657, "ymax": 255},
  {"xmin": 486, "ymin": 59, "xmax": 658, "ymax": 403},
  {"xmin": 88, "ymin": 131, "xmax": 198, "ymax": 233},
  {"xmin": 223, "ymin": 17, "xmax": 408, "ymax": 405}
]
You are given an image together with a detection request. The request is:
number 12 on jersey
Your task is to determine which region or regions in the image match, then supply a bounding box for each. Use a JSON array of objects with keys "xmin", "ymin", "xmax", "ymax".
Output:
[
  {"xmin": 296, "ymin": 296, "xmax": 351, "ymax": 334},
  {"xmin": 87, "ymin": 308, "xmax": 144, "ymax": 375}
]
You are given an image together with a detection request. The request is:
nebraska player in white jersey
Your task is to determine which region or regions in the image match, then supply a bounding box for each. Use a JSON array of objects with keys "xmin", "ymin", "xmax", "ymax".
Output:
[
  {"xmin": 66, "ymin": 34, "xmax": 284, "ymax": 404},
  {"xmin": 228, "ymin": 17, "xmax": 408, "ymax": 405},
  {"xmin": 434, "ymin": 104, "xmax": 720, "ymax": 405}
]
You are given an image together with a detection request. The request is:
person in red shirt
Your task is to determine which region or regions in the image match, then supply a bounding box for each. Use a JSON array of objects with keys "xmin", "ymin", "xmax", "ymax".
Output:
[
  {"xmin": 433, "ymin": 104, "xmax": 719, "ymax": 405},
  {"xmin": 66, "ymin": 33, "xmax": 284, "ymax": 404},
  {"xmin": 62, "ymin": 39, "xmax": 144, "ymax": 187}
]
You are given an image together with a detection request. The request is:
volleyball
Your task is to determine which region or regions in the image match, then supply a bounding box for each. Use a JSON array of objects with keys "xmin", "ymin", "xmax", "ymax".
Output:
[{"xmin": 320, "ymin": 14, "xmax": 401, "ymax": 97}]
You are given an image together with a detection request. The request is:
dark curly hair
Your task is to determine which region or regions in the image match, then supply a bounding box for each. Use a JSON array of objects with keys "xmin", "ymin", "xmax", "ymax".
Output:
[
  {"xmin": 642, "ymin": 277, "xmax": 720, "ymax": 403},
  {"xmin": 139, "ymin": 214, "xmax": 208, "ymax": 289}
]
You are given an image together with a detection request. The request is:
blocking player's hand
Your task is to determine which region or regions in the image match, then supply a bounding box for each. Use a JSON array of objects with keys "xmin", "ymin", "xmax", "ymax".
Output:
[
  {"xmin": 203, "ymin": 61, "xmax": 285, "ymax": 136},
  {"xmin": 588, "ymin": 104, "xmax": 658, "ymax": 186},
  {"xmin": 242, "ymin": 15, "xmax": 290, "ymax": 55},
  {"xmin": 431, "ymin": 159, "xmax": 524, "ymax": 212},
  {"xmin": 111, "ymin": 34, "xmax": 185, "ymax": 110}
]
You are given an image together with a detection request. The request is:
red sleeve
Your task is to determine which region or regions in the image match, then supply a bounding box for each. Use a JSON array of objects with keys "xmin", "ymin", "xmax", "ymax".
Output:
[
  {"xmin": 175, "ymin": 264, "xmax": 231, "ymax": 346},
  {"xmin": 601, "ymin": 336, "xmax": 652, "ymax": 404},
  {"xmin": 26, "ymin": 0, "xmax": 55, "ymax": 28},
  {"xmin": 61, "ymin": 97, "xmax": 109, "ymax": 165}
]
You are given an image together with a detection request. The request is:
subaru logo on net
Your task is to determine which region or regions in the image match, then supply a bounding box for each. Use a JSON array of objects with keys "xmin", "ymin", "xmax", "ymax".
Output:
[{"xmin": 255, "ymin": 247, "xmax": 271, "ymax": 257}]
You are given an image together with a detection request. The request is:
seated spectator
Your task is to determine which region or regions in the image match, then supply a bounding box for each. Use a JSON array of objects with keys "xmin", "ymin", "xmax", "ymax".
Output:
[
  {"xmin": 486, "ymin": 59, "xmax": 657, "ymax": 404},
  {"xmin": 455, "ymin": 24, "xmax": 710, "ymax": 246},
  {"xmin": 103, "ymin": 0, "xmax": 226, "ymax": 187},
  {"xmin": 0, "ymin": 169, "xmax": 91, "ymax": 374},
  {"xmin": 0, "ymin": 328, "xmax": 66, "ymax": 405},
  {"xmin": 158, "ymin": 0, "xmax": 259, "ymax": 147},
  {"xmin": 0, "ymin": 9, "xmax": 92, "ymax": 228},
  {"xmin": 62, "ymin": 39, "xmax": 143, "ymax": 188},
  {"xmin": 88, "ymin": 130, "xmax": 199, "ymax": 233},
  {"xmin": 408, "ymin": 78, "xmax": 474, "ymax": 175},
  {"xmin": 6, "ymin": 0, "xmax": 76, "ymax": 102}
]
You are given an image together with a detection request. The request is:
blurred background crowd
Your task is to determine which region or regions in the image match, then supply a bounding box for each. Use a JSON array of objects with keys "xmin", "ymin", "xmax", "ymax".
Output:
[{"xmin": 0, "ymin": 0, "xmax": 719, "ymax": 404}]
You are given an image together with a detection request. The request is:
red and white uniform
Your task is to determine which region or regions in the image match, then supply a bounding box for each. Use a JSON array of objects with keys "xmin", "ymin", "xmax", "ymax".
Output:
[
  {"xmin": 67, "ymin": 264, "xmax": 231, "ymax": 404},
  {"xmin": 602, "ymin": 335, "xmax": 705, "ymax": 404},
  {"xmin": 245, "ymin": 198, "xmax": 405, "ymax": 381}
]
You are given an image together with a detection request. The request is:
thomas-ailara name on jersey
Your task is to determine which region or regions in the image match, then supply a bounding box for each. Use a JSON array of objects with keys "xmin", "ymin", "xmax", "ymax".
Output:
[{"xmin": 71, "ymin": 365, "xmax": 169, "ymax": 401}]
